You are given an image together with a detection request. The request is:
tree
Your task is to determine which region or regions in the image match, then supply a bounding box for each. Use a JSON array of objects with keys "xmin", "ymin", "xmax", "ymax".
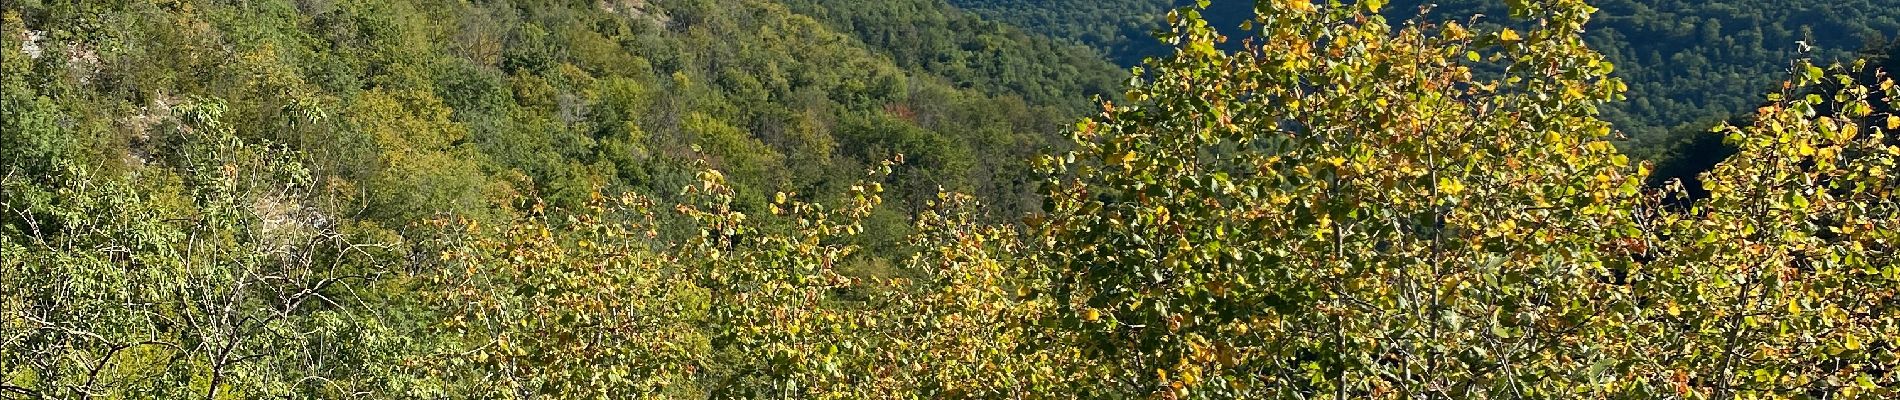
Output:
[
  {"xmin": 5, "ymin": 1, "xmax": 1896, "ymax": 398},
  {"xmin": 2, "ymin": 99, "xmax": 418, "ymax": 398},
  {"xmin": 1025, "ymin": 0, "xmax": 1896, "ymax": 397}
]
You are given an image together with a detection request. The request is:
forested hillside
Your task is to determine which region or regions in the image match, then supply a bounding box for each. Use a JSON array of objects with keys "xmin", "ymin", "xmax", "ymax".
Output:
[
  {"xmin": 5, "ymin": 0, "xmax": 1899, "ymax": 398},
  {"xmin": 1, "ymin": 0, "xmax": 1107, "ymax": 395},
  {"xmin": 943, "ymin": 0, "xmax": 1189, "ymax": 66},
  {"xmin": 780, "ymin": 0, "xmax": 1126, "ymax": 111},
  {"xmin": 951, "ymin": 0, "xmax": 1900, "ymax": 151},
  {"xmin": 0, "ymin": 0, "xmax": 1109, "ymax": 248}
]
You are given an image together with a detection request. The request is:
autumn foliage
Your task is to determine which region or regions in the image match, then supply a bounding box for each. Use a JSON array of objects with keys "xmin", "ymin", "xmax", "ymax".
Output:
[{"xmin": 5, "ymin": 0, "xmax": 1897, "ymax": 398}]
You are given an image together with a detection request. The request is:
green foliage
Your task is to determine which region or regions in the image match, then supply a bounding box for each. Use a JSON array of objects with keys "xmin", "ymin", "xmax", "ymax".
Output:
[
  {"xmin": 947, "ymin": 0, "xmax": 1237, "ymax": 66},
  {"xmin": 6, "ymin": 0, "xmax": 1898, "ymax": 398},
  {"xmin": 418, "ymin": 166, "xmax": 1066, "ymax": 397},
  {"xmin": 782, "ymin": 0, "xmax": 1127, "ymax": 111},
  {"xmin": 3, "ymin": 0, "xmax": 1088, "ymax": 233},
  {"xmin": 954, "ymin": 0, "xmax": 1900, "ymax": 154},
  {"xmin": 347, "ymin": 88, "xmax": 494, "ymax": 225},
  {"xmin": 1, "ymin": 12, "xmax": 81, "ymax": 179},
  {"xmin": 1645, "ymin": 57, "xmax": 1899, "ymax": 399},
  {"xmin": 2, "ymin": 104, "xmax": 426, "ymax": 398},
  {"xmin": 1031, "ymin": 1, "xmax": 1656, "ymax": 395},
  {"xmin": 684, "ymin": 112, "xmax": 789, "ymax": 209},
  {"xmin": 1384, "ymin": 0, "xmax": 1900, "ymax": 149}
]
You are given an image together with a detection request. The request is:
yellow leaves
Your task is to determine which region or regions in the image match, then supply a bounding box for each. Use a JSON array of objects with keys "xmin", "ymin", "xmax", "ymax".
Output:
[
  {"xmin": 1585, "ymin": 140, "xmax": 1615, "ymax": 153},
  {"xmin": 699, "ymin": 170, "xmax": 727, "ymax": 190},
  {"xmin": 1189, "ymin": 40, "xmax": 1219, "ymax": 58},
  {"xmin": 1787, "ymin": 300, "xmax": 1801, "ymax": 315},
  {"xmin": 1845, "ymin": 335, "xmax": 1863, "ymax": 351},
  {"xmin": 1438, "ymin": 177, "xmax": 1465, "ymax": 195},
  {"xmin": 1204, "ymin": 280, "xmax": 1228, "ymax": 297},
  {"xmin": 1485, "ymin": 219, "xmax": 1517, "ymax": 238},
  {"xmin": 1269, "ymin": 193, "xmax": 1292, "ymax": 206},
  {"xmin": 803, "ymin": 3, "xmax": 1900, "ymax": 395},
  {"xmin": 1113, "ymin": 151, "xmax": 1138, "ymax": 169},
  {"xmin": 1281, "ymin": 0, "xmax": 1314, "ymax": 13},
  {"xmin": 1497, "ymin": 28, "xmax": 1522, "ymax": 43},
  {"xmin": 1563, "ymin": 86, "xmax": 1585, "ymax": 101},
  {"xmin": 1887, "ymin": 115, "xmax": 1899, "ymax": 130},
  {"xmin": 1443, "ymin": 22, "xmax": 1470, "ymax": 41}
]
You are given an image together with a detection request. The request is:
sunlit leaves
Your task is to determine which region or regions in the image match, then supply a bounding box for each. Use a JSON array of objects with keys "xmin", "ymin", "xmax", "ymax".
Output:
[
  {"xmin": 1016, "ymin": 0, "xmax": 1896, "ymax": 398},
  {"xmin": 1671, "ymin": 60, "xmax": 1900, "ymax": 399},
  {"xmin": 10, "ymin": 1, "xmax": 1899, "ymax": 398}
]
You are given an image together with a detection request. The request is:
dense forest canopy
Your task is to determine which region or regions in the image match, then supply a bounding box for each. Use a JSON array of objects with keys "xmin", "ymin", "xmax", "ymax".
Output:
[
  {"xmin": 4, "ymin": 0, "xmax": 1898, "ymax": 398},
  {"xmin": 950, "ymin": 0, "xmax": 1900, "ymax": 153}
]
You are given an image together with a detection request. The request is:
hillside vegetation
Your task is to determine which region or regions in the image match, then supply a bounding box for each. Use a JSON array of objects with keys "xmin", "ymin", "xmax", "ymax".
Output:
[
  {"xmin": 951, "ymin": 0, "xmax": 1900, "ymax": 150},
  {"xmin": 5, "ymin": 0, "xmax": 1898, "ymax": 398}
]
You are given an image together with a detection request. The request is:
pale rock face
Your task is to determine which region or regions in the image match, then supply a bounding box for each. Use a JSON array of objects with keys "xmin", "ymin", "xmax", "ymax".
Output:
[
  {"xmin": 22, "ymin": 28, "xmax": 102, "ymax": 83},
  {"xmin": 600, "ymin": 0, "xmax": 671, "ymax": 27},
  {"xmin": 21, "ymin": 29, "xmax": 43, "ymax": 59},
  {"xmin": 253, "ymin": 191, "xmax": 334, "ymax": 261},
  {"xmin": 121, "ymin": 95, "xmax": 178, "ymax": 168}
]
